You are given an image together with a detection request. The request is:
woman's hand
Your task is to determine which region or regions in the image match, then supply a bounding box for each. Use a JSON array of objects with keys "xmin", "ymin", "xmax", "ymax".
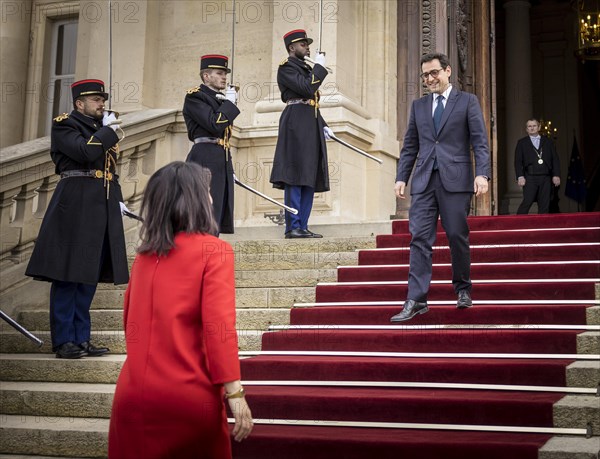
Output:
[{"xmin": 228, "ymin": 396, "xmax": 253, "ymax": 442}]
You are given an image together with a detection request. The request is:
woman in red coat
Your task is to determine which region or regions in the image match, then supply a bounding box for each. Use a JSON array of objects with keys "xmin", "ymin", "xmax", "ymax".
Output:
[{"xmin": 108, "ymin": 162, "xmax": 253, "ymax": 459}]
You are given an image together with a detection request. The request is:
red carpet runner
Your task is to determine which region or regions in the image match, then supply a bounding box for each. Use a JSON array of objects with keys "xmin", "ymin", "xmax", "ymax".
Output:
[{"xmin": 233, "ymin": 212, "xmax": 599, "ymax": 459}]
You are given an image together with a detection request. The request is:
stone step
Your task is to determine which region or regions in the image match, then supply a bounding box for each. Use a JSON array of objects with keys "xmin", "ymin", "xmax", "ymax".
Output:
[
  {"xmin": 0, "ymin": 331, "xmax": 125, "ymax": 355},
  {"xmin": 1, "ymin": 381, "xmax": 114, "ymax": 419},
  {"xmin": 0, "ymin": 327, "xmax": 265, "ymax": 354},
  {"xmin": 2, "ymin": 350, "xmax": 597, "ymax": 388},
  {"xmin": 235, "ymin": 268, "xmax": 336, "ymax": 287},
  {"xmin": 15, "ymin": 308, "xmax": 289, "ymax": 333},
  {"xmin": 0, "ymin": 415, "xmax": 107, "ymax": 458},
  {"xmin": 553, "ymin": 395, "xmax": 600, "ymax": 433},
  {"xmin": 578, "ymin": 332, "xmax": 600, "ymax": 355},
  {"xmin": 0, "ymin": 354, "xmax": 124, "ymax": 384},
  {"xmin": 4, "ymin": 382, "xmax": 596, "ymax": 432},
  {"xmin": 91, "ymin": 286, "xmax": 315, "ymax": 309},
  {"xmin": 234, "ymin": 250, "xmax": 358, "ymax": 270},
  {"xmin": 95, "ymin": 267, "xmax": 341, "ymax": 291},
  {"xmin": 566, "ymin": 361, "xmax": 600, "ymax": 388},
  {"xmin": 0, "ymin": 455, "xmax": 78, "ymax": 459},
  {"xmin": 538, "ymin": 436, "xmax": 600, "ymax": 459},
  {"xmin": 587, "ymin": 306, "xmax": 600, "ymax": 325},
  {"xmin": 223, "ymin": 236, "xmax": 376, "ymax": 255},
  {"xmin": 234, "ymin": 286, "xmax": 315, "ymax": 308}
]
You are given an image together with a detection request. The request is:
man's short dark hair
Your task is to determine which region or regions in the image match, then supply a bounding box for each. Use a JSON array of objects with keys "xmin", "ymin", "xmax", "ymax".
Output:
[
  {"xmin": 200, "ymin": 69, "xmax": 212, "ymax": 83},
  {"xmin": 526, "ymin": 118, "xmax": 540, "ymax": 124},
  {"xmin": 420, "ymin": 52, "xmax": 450, "ymax": 69}
]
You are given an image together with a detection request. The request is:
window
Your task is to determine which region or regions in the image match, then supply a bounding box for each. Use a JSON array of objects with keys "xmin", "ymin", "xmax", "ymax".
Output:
[{"xmin": 45, "ymin": 19, "xmax": 77, "ymax": 135}]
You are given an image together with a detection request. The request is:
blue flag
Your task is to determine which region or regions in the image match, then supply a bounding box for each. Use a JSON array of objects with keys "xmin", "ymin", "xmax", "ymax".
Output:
[{"xmin": 564, "ymin": 136, "xmax": 586, "ymax": 204}]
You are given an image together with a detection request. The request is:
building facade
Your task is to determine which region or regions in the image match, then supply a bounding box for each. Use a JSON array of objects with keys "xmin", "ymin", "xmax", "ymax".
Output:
[{"xmin": 1, "ymin": 0, "xmax": 598, "ymax": 231}]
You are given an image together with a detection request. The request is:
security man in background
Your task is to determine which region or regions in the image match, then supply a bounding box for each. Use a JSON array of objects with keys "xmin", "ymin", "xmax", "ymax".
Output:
[
  {"xmin": 515, "ymin": 118, "xmax": 561, "ymax": 214},
  {"xmin": 270, "ymin": 29, "xmax": 332, "ymax": 239},
  {"xmin": 184, "ymin": 54, "xmax": 239, "ymax": 234},
  {"xmin": 26, "ymin": 79, "xmax": 129, "ymax": 359}
]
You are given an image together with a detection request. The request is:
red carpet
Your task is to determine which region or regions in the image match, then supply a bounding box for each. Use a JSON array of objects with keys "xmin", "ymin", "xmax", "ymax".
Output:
[
  {"xmin": 291, "ymin": 304, "xmax": 590, "ymax": 325},
  {"xmin": 234, "ymin": 212, "xmax": 599, "ymax": 458},
  {"xmin": 315, "ymin": 281, "xmax": 596, "ymax": 302},
  {"xmin": 378, "ymin": 227, "xmax": 600, "ymax": 247},
  {"xmin": 338, "ymin": 262, "xmax": 600, "ymax": 282},
  {"xmin": 233, "ymin": 425, "xmax": 552, "ymax": 459}
]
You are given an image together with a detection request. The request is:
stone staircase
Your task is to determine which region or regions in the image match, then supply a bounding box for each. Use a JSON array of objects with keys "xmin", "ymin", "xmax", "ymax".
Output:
[{"xmin": 0, "ymin": 235, "xmax": 375, "ymax": 458}]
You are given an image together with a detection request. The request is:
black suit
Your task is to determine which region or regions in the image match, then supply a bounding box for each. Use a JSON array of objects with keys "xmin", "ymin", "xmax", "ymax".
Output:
[{"xmin": 514, "ymin": 135, "xmax": 560, "ymax": 214}]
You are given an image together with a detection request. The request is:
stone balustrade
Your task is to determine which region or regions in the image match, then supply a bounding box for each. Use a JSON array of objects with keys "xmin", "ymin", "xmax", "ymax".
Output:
[{"xmin": 0, "ymin": 109, "xmax": 180, "ymax": 314}]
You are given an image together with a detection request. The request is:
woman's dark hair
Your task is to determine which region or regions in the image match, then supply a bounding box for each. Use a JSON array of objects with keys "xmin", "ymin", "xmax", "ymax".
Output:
[{"xmin": 138, "ymin": 161, "xmax": 218, "ymax": 256}]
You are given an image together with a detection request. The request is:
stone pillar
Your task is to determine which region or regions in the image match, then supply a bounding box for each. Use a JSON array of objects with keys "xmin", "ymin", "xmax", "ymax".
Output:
[
  {"xmin": 501, "ymin": 0, "xmax": 532, "ymax": 213},
  {"xmin": 1, "ymin": 0, "xmax": 32, "ymax": 147}
]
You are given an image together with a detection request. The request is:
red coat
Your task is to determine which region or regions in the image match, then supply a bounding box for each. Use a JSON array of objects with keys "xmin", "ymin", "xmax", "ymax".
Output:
[{"xmin": 108, "ymin": 233, "xmax": 240, "ymax": 459}]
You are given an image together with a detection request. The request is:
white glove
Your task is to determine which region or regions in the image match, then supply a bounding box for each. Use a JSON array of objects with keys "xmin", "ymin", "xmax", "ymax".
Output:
[
  {"xmin": 216, "ymin": 93, "xmax": 226, "ymax": 101},
  {"xmin": 314, "ymin": 52, "xmax": 326, "ymax": 68},
  {"xmin": 225, "ymin": 85, "xmax": 238, "ymax": 105},
  {"xmin": 102, "ymin": 111, "xmax": 120, "ymax": 132},
  {"xmin": 119, "ymin": 202, "xmax": 131, "ymax": 216},
  {"xmin": 323, "ymin": 126, "xmax": 334, "ymax": 140}
]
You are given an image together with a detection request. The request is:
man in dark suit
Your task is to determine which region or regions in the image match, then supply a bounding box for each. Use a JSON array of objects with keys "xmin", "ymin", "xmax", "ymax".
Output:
[
  {"xmin": 184, "ymin": 54, "xmax": 240, "ymax": 234},
  {"xmin": 270, "ymin": 29, "xmax": 331, "ymax": 239},
  {"xmin": 26, "ymin": 79, "xmax": 128, "ymax": 358},
  {"xmin": 515, "ymin": 118, "xmax": 560, "ymax": 214},
  {"xmin": 391, "ymin": 52, "xmax": 491, "ymax": 322}
]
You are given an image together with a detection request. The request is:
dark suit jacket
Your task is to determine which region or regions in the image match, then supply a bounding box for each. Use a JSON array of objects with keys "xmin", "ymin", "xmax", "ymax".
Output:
[
  {"xmin": 514, "ymin": 135, "xmax": 560, "ymax": 179},
  {"xmin": 396, "ymin": 88, "xmax": 490, "ymax": 194}
]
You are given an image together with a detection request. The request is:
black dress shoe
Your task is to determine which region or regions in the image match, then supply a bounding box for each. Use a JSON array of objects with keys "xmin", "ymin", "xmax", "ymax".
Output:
[
  {"xmin": 55, "ymin": 342, "xmax": 86, "ymax": 359},
  {"xmin": 390, "ymin": 300, "xmax": 429, "ymax": 322},
  {"xmin": 285, "ymin": 228, "xmax": 312, "ymax": 239},
  {"xmin": 79, "ymin": 341, "xmax": 110, "ymax": 357},
  {"xmin": 457, "ymin": 290, "xmax": 473, "ymax": 309},
  {"xmin": 306, "ymin": 229, "xmax": 323, "ymax": 238}
]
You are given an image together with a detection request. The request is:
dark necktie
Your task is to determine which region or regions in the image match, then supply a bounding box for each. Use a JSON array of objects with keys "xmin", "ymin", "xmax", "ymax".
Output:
[
  {"xmin": 432, "ymin": 94, "xmax": 445, "ymax": 170},
  {"xmin": 433, "ymin": 94, "xmax": 445, "ymax": 133}
]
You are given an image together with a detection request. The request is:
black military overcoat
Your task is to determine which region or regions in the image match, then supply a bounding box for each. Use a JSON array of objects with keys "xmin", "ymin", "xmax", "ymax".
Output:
[
  {"xmin": 183, "ymin": 84, "xmax": 240, "ymax": 234},
  {"xmin": 25, "ymin": 110, "xmax": 129, "ymax": 285},
  {"xmin": 270, "ymin": 56, "xmax": 330, "ymax": 192}
]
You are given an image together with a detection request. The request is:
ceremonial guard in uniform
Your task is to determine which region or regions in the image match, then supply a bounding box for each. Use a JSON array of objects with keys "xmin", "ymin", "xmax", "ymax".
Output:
[
  {"xmin": 26, "ymin": 79, "xmax": 129, "ymax": 359},
  {"xmin": 515, "ymin": 118, "xmax": 561, "ymax": 214},
  {"xmin": 184, "ymin": 55, "xmax": 240, "ymax": 234},
  {"xmin": 270, "ymin": 29, "xmax": 332, "ymax": 239}
]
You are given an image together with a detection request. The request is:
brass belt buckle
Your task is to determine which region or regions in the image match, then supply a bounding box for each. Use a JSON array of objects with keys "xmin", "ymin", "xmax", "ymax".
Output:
[{"xmin": 94, "ymin": 170, "xmax": 103, "ymax": 179}]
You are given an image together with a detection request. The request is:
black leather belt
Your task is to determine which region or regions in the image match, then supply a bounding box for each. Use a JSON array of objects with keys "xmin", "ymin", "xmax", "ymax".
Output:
[
  {"xmin": 194, "ymin": 137, "xmax": 224, "ymax": 146},
  {"xmin": 60, "ymin": 169, "xmax": 115, "ymax": 181}
]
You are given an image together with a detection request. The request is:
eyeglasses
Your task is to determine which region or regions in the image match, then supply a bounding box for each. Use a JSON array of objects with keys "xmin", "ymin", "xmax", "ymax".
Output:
[{"xmin": 420, "ymin": 68, "xmax": 445, "ymax": 80}]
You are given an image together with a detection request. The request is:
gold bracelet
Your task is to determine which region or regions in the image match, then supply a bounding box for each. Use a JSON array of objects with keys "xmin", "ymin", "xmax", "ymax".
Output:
[{"xmin": 224, "ymin": 387, "xmax": 245, "ymax": 399}]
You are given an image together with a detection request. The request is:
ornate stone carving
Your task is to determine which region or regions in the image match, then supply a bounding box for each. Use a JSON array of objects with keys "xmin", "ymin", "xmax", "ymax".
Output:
[
  {"xmin": 456, "ymin": 0, "xmax": 469, "ymax": 89},
  {"xmin": 422, "ymin": 1, "xmax": 436, "ymax": 55}
]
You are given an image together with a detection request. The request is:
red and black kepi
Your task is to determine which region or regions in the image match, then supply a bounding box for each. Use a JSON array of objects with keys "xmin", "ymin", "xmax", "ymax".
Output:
[
  {"xmin": 283, "ymin": 29, "xmax": 313, "ymax": 49},
  {"xmin": 200, "ymin": 54, "xmax": 231, "ymax": 73},
  {"xmin": 71, "ymin": 79, "xmax": 109, "ymax": 100}
]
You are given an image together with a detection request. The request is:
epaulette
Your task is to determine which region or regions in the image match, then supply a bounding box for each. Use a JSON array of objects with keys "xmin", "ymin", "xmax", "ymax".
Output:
[
  {"xmin": 186, "ymin": 86, "xmax": 200, "ymax": 94},
  {"xmin": 53, "ymin": 113, "xmax": 69, "ymax": 123},
  {"xmin": 279, "ymin": 58, "xmax": 288, "ymax": 66}
]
